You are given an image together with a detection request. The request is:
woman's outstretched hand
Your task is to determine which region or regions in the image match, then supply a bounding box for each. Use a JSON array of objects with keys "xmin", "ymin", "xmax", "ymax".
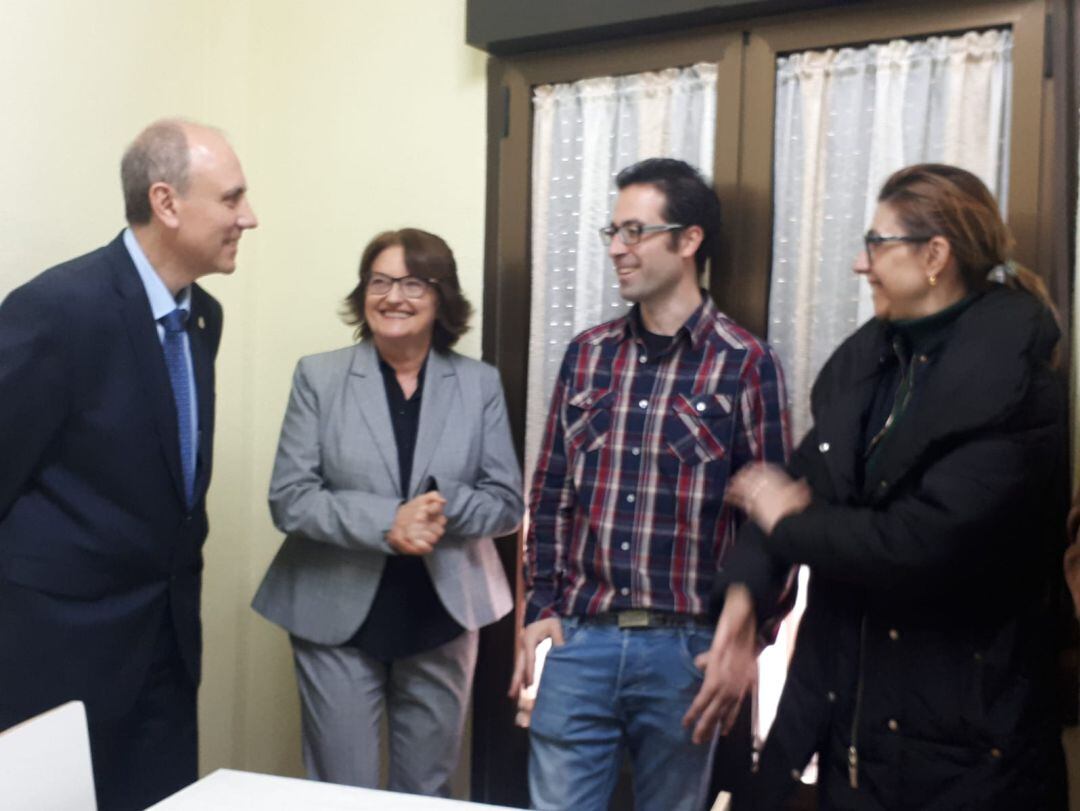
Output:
[{"xmin": 727, "ymin": 463, "xmax": 811, "ymax": 535}]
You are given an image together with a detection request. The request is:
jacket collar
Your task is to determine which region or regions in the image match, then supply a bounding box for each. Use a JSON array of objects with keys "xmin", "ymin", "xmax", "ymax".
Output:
[
  {"xmin": 347, "ymin": 341, "xmax": 456, "ymax": 497},
  {"xmin": 813, "ymin": 286, "xmax": 1059, "ymax": 501},
  {"xmin": 108, "ymin": 232, "xmax": 213, "ymax": 507}
]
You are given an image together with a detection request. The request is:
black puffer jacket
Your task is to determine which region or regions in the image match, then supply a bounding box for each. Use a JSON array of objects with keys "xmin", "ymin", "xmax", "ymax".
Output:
[{"xmin": 717, "ymin": 287, "xmax": 1069, "ymax": 810}]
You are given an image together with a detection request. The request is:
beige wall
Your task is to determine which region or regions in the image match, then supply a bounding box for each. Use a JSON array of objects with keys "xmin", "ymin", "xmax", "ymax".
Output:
[{"xmin": 0, "ymin": 0, "xmax": 486, "ymax": 783}]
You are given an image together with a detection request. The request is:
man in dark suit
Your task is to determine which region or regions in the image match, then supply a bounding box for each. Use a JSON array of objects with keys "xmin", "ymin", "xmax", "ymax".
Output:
[{"xmin": 0, "ymin": 119, "xmax": 257, "ymax": 810}]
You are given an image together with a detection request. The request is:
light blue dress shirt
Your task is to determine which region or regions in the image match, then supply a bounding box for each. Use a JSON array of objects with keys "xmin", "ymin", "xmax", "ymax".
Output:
[{"xmin": 123, "ymin": 228, "xmax": 199, "ymax": 471}]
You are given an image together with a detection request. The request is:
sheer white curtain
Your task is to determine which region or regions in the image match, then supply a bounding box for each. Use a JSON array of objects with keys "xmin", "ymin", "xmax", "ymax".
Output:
[
  {"xmin": 526, "ymin": 64, "xmax": 718, "ymax": 479},
  {"xmin": 760, "ymin": 28, "xmax": 1014, "ymax": 753}
]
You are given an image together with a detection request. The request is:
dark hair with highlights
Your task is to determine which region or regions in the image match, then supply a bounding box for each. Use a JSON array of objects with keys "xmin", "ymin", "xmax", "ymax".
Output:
[
  {"xmin": 343, "ymin": 228, "xmax": 472, "ymax": 350},
  {"xmin": 615, "ymin": 157, "xmax": 722, "ymax": 275},
  {"xmin": 878, "ymin": 163, "xmax": 1052, "ymax": 306}
]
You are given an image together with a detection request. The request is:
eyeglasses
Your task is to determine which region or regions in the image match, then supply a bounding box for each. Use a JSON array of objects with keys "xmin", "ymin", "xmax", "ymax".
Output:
[
  {"xmin": 862, "ymin": 231, "xmax": 934, "ymax": 257},
  {"xmin": 598, "ymin": 222, "xmax": 685, "ymax": 246},
  {"xmin": 366, "ymin": 272, "xmax": 436, "ymax": 299}
]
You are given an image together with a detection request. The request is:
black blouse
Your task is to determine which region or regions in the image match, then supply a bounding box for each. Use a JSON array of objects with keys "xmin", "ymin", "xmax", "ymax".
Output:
[{"xmin": 347, "ymin": 354, "xmax": 464, "ymax": 661}]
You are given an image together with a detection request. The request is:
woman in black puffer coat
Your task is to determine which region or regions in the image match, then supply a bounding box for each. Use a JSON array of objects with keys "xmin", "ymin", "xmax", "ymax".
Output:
[{"xmin": 690, "ymin": 164, "xmax": 1069, "ymax": 810}]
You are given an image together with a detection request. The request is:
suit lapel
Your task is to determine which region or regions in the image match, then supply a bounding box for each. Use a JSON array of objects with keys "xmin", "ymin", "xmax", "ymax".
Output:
[
  {"xmin": 110, "ymin": 238, "xmax": 188, "ymax": 505},
  {"xmin": 348, "ymin": 342, "xmax": 402, "ymax": 494},
  {"xmin": 187, "ymin": 292, "xmax": 214, "ymax": 501},
  {"xmin": 411, "ymin": 350, "xmax": 455, "ymax": 497}
]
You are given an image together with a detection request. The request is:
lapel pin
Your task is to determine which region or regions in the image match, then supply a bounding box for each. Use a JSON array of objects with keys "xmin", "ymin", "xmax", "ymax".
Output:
[{"xmin": 197, "ymin": 316, "xmax": 206, "ymax": 330}]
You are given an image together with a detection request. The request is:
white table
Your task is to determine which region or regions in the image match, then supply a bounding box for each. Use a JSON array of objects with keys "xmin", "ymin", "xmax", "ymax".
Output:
[{"xmin": 148, "ymin": 769, "xmax": 522, "ymax": 810}]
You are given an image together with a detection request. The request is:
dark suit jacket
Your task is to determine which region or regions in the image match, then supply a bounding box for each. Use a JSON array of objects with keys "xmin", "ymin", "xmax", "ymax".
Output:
[{"xmin": 0, "ymin": 232, "xmax": 222, "ymax": 727}]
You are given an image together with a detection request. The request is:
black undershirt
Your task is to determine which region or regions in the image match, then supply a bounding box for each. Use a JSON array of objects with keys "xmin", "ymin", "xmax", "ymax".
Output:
[
  {"xmin": 347, "ymin": 353, "xmax": 463, "ymax": 661},
  {"xmin": 637, "ymin": 312, "xmax": 678, "ymax": 360}
]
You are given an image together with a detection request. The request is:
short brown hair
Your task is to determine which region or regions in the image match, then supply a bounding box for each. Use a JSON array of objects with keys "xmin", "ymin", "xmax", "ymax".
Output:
[
  {"xmin": 343, "ymin": 228, "xmax": 473, "ymax": 350},
  {"xmin": 121, "ymin": 119, "xmax": 192, "ymax": 225}
]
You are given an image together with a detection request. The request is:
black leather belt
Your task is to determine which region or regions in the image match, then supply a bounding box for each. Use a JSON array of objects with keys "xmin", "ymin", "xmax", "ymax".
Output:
[{"xmin": 583, "ymin": 609, "xmax": 714, "ymax": 629}]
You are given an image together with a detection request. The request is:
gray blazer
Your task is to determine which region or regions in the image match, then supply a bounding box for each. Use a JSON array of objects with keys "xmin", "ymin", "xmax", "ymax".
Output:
[{"xmin": 252, "ymin": 342, "xmax": 522, "ymax": 646}]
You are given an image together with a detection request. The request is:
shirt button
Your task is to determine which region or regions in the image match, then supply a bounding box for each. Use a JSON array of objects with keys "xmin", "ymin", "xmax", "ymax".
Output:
[
  {"xmin": 990, "ymin": 747, "xmax": 1002, "ymax": 759},
  {"xmin": 638, "ymin": 399, "xmax": 648, "ymax": 409},
  {"xmin": 631, "ymin": 447, "xmax": 640, "ymax": 456},
  {"xmin": 620, "ymin": 587, "xmax": 630, "ymax": 596},
  {"xmin": 887, "ymin": 719, "xmax": 899, "ymax": 732},
  {"xmin": 790, "ymin": 769, "xmax": 802, "ymax": 781},
  {"xmin": 626, "ymin": 494, "xmax": 636, "ymax": 503},
  {"xmin": 695, "ymin": 401, "xmax": 706, "ymax": 412},
  {"xmin": 818, "ymin": 441, "xmax": 830, "ymax": 453},
  {"xmin": 826, "ymin": 691, "xmax": 837, "ymax": 703},
  {"xmin": 638, "ymin": 355, "xmax": 647, "ymax": 364},
  {"xmin": 888, "ymin": 629, "xmax": 900, "ymax": 641},
  {"xmin": 621, "ymin": 542, "xmax": 630, "ymax": 551}
]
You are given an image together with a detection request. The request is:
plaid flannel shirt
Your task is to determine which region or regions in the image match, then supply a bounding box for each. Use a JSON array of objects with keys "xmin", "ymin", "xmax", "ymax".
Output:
[{"xmin": 525, "ymin": 296, "xmax": 791, "ymax": 624}]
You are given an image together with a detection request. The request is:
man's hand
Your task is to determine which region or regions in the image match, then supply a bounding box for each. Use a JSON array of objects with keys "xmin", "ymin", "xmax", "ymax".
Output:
[
  {"xmin": 683, "ymin": 585, "xmax": 758, "ymax": 744},
  {"xmin": 508, "ymin": 617, "xmax": 565, "ymax": 699},
  {"xmin": 387, "ymin": 491, "xmax": 447, "ymax": 555}
]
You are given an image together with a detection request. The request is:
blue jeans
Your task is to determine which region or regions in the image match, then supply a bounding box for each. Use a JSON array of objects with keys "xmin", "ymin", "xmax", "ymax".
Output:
[{"xmin": 528, "ymin": 618, "xmax": 717, "ymax": 811}]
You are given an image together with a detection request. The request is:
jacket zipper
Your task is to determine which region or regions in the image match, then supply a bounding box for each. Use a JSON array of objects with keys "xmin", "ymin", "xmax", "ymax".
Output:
[{"xmin": 849, "ymin": 613, "xmax": 868, "ymax": 790}]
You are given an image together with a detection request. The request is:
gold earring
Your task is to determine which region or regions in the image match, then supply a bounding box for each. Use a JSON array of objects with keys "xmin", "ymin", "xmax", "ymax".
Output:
[{"xmin": 928, "ymin": 274, "xmax": 938, "ymax": 287}]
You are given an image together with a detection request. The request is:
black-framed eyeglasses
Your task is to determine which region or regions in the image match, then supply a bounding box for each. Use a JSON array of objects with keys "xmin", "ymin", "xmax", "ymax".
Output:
[
  {"xmin": 862, "ymin": 231, "xmax": 934, "ymax": 257},
  {"xmin": 598, "ymin": 222, "xmax": 685, "ymax": 246},
  {"xmin": 366, "ymin": 272, "xmax": 436, "ymax": 299}
]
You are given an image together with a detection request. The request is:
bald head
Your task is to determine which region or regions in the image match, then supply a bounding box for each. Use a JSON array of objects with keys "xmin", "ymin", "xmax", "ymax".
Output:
[{"xmin": 121, "ymin": 119, "xmax": 222, "ymax": 225}]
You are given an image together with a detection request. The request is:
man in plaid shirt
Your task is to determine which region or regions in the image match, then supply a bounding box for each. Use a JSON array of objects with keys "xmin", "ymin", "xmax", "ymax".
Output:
[{"xmin": 509, "ymin": 158, "xmax": 791, "ymax": 810}]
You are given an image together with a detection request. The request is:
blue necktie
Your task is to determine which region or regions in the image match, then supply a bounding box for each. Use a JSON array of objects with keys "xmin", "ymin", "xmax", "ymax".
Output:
[{"xmin": 161, "ymin": 309, "xmax": 195, "ymax": 508}]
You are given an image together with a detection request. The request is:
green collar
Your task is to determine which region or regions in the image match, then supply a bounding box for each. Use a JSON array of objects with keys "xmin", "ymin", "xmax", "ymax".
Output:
[{"xmin": 887, "ymin": 293, "xmax": 979, "ymax": 356}]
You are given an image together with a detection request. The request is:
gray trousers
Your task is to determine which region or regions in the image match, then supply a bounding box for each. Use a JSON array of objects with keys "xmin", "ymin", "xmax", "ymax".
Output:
[{"xmin": 291, "ymin": 630, "xmax": 478, "ymax": 797}]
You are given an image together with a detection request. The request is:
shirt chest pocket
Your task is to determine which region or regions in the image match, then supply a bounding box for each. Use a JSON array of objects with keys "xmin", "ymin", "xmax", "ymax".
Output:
[
  {"xmin": 564, "ymin": 389, "xmax": 615, "ymax": 455},
  {"xmin": 664, "ymin": 393, "xmax": 734, "ymax": 465}
]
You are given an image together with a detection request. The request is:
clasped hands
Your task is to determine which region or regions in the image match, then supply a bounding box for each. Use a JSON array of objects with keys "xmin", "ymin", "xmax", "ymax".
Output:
[{"xmin": 387, "ymin": 491, "xmax": 447, "ymax": 555}]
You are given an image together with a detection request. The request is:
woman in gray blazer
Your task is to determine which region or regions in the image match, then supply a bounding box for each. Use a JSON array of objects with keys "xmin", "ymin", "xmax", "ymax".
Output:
[{"xmin": 253, "ymin": 228, "xmax": 523, "ymax": 796}]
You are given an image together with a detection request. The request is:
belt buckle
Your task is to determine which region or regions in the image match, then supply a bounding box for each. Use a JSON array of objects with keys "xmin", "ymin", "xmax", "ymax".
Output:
[{"xmin": 617, "ymin": 609, "xmax": 650, "ymax": 629}]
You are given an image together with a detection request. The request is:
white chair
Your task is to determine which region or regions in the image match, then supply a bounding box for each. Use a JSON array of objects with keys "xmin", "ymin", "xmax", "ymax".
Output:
[{"xmin": 0, "ymin": 701, "xmax": 97, "ymax": 810}]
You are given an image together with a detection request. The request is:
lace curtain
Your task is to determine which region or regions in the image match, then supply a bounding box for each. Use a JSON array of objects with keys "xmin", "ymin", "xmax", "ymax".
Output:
[{"xmin": 526, "ymin": 63, "xmax": 718, "ymax": 479}]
